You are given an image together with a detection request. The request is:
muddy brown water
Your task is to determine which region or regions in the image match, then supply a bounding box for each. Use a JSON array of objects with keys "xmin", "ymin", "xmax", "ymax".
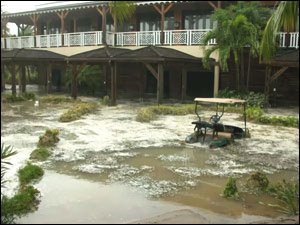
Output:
[{"xmin": 1, "ymin": 91, "xmax": 299, "ymax": 223}]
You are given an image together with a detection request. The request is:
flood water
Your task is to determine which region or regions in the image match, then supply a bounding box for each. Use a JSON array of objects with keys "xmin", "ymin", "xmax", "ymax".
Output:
[{"xmin": 1, "ymin": 88, "xmax": 299, "ymax": 223}]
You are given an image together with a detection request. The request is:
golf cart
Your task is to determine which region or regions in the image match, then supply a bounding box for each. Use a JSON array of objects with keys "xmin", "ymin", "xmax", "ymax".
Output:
[{"xmin": 185, "ymin": 97, "xmax": 248, "ymax": 148}]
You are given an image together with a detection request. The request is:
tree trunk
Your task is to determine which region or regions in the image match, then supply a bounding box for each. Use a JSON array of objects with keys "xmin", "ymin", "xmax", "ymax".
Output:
[
  {"xmin": 246, "ymin": 50, "xmax": 251, "ymax": 91},
  {"xmin": 240, "ymin": 48, "xmax": 245, "ymax": 90}
]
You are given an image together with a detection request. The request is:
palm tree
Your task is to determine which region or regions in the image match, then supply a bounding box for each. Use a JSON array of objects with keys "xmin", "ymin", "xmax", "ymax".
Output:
[
  {"xmin": 202, "ymin": 2, "xmax": 267, "ymax": 91},
  {"xmin": 260, "ymin": 1, "xmax": 299, "ymax": 62},
  {"xmin": 109, "ymin": 1, "xmax": 136, "ymax": 32}
]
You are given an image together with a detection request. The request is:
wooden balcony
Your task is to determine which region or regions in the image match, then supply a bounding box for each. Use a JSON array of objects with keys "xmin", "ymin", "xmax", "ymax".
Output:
[{"xmin": 1, "ymin": 30, "xmax": 298, "ymax": 49}]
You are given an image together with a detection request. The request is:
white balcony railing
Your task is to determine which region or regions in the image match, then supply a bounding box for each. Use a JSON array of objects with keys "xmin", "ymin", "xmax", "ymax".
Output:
[{"xmin": 2, "ymin": 30, "xmax": 298, "ymax": 49}]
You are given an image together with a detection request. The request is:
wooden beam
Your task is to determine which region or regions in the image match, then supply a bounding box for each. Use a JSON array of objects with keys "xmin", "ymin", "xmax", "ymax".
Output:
[
  {"xmin": 157, "ymin": 63, "xmax": 164, "ymax": 104},
  {"xmin": 143, "ymin": 63, "xmax": 158, "ymax": 80},
  {"xmin": 270, "ymin": 67, "xmax": 288, "ymax": 82},
  {"xmin": 217, "ymin": 1, "xmax": 221, "ymax": 8},
  {"xmin": 57, "ymin": 11, "xmax": 69, "ymax": 46},
  {"xmin": 208, "ymin": 1, "xmax": 217, "ymax": 10}
]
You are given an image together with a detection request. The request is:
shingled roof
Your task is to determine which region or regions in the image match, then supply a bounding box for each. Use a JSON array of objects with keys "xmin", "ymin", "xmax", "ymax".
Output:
[
  {"xmin": 1, "ymin": 49, "xmax": 66, "ymax": 62},
  {"xmin": 115, "ymin": 46, "xmax": 200, "ymax": 62},
  {"xmin": 68, "ymin": 47, "xmax": 132, "ymax": 62}
]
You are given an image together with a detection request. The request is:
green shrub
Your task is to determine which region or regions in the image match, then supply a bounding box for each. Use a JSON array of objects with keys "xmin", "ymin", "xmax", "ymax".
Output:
[
  {"xmin": 136, "ymin": 104, "xmax": 194, "ymax": 122},
  {"xmin": 18, "ymin": 163, "xmax": 44, "ymax": 186},
  {"xmin": 268, "ymin": 180, "xmax": 299, "ymax": 215},
  {"xmin": 38, "ymin": 129, "xmax": 60, "ymax": 147},
  {"xmin": 246, "ymin": 107, "xmax": 264, "ymax": 120},
  {"xmin": 1, "ymin": 185, "xmax": 40, "ymax": 217},
  {"xmin": 40, "ymin": 95, "xmax": 75, "ymax": 104},
  {"xmin": 59, "ymin": 102, "xmax": 98, "ymax": 122},
  {"xmin": 30, "ymin": 147, "xmax": 51, "ymax": 161},
  {"xmin": 1, "ymin": 94, "xmax": 25, "ymax": 103},
  {"xmin": 22, "ymin": 92, "xmax": 36, "ymax": 101},
  {"xmin": 101, "ymin": 95, "xmax": 111, "ymax": 105},
  {"xmin": 222, "ymin": 177, "xmax": 239, "ymax": 199},
  {"xmin": 246, "ymin": 172, "xmax": 269, "ymax": 192}
]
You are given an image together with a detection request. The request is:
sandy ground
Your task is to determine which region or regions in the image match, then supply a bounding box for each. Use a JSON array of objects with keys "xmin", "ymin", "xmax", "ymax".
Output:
[{"xmin": 131, "ymin": 209, "xmax": 299, "ymax": 224}]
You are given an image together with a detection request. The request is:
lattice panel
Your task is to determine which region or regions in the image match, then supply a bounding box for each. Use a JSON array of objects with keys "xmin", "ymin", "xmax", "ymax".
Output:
[
  {"xmin": 139, "ymin": 33, "xmax": 154, "ymax": 45},
  {"xmin": 69, "ymin": 34, "xmax": 81, "ymax": 46},
  {"xmin": 191, "ymin": 31, "xmax": 206, "ymax": 45},
  {"xmin": 50, "ymin": 35, "xmax": 61, "ymax": 47},
  {"xmin": 84, "ymin": 33, "xmax": 96, "ymax": 45},
  {"xmin": 123, "ymin": 34, "xmax": 136, "ymax": 45},
  {"xmin": 10, "ymin": 39, "xmax": 19, "ymax": 48},
  {"xmin": 172, "ymin": 32, "xmax": 186, "ymax": 45},
  {"xmin": 40, "ymin": 36, "xmax": 48, "ymax": 47}
]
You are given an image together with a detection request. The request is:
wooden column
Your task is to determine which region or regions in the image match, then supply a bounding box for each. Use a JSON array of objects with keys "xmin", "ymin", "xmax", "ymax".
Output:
[
  {"xmin": 264, "ymin": 65, "xmax": 271, "ymax": 107},
  {"xmin": 103, "ymin": 64, "xmax": 107, "ymax": 95},
  {"xmin": 71, "ymin": 64, "xmax": 85, "ymax": 99},
  {"xmin": 96, "ymin": 5, "xmax": 109, "ymax": 45},
  {"xmin": 46, "ymin": 64, "xmax": 52, "ymax": 94},
  {"xmin": 10, "ymin": 64, "xmax": 17, "ymax": 96},
  {"xmin": 213, "ymin": 63, "xmax": 220, "ymax": 97},
  {"xmin": 181, "ymin": 67, "xmax": 186, "ymax": 102},
  {"xmin": 29, "ymin": 14, "xmax": 39, "ymax": 47},
  {"xmin": 1, "ymin": 63, "xmax": 5, "ymax": 92},
  {"xmin": 154, "ymin": 3, "xmax": 173, "ymax": 45},
  {"xmin": 73, "ymin": 18, "xmax": 77, "ymax": 32},
  {"xmin": 157, "ymin": 63, "xmax": 164, "ymax": 104},
  {"xmin": 110, "ymin": 61, "xmax": 117, "ymax": 106},
  {"xmin": 57, "ymin": 11, "xmax": 69, "ymax": 46},
  {"xmin": 46, "ymin": 21, "xmax": 50, "ymax": 34},
  {"xmin": 174, "ymin": 7, "xmax": 182, "ymax": 29},
  {"xmin": 21, "ymin": 64, "xmax": 26, "ymax": 93}
]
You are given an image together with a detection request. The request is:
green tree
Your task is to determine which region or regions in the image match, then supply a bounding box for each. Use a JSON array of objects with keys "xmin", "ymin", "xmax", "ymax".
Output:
[
  {"xmin": 202, "ymin": 2, "xmax": 270, "ymax": 91},
  {"xmin": 260, "ymin": 1, "xmax": 299, "ymax": 62},
  {"xmin": 109, "ymin": 1, "xmax": 136, "ymax": 32}
]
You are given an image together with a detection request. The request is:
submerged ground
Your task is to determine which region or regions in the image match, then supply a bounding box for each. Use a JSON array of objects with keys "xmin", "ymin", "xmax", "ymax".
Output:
[{"xmin": 1, "ymin": 88, "xmax": 299, "ymax": 224}]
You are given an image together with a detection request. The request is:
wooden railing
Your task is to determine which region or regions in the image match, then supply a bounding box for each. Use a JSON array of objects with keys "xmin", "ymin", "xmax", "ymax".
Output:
[{"xmin": 1, "ymin": 30, "xmax": 298, "ymax": 49}]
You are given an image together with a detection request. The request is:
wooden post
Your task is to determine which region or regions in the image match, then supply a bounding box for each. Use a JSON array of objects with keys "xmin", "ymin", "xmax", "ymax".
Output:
[
  {"xmin": 46, "ymin": 21, "xmax": 50, "ymax": 34},
  {"xmin": 71, "ymin": 64, "xmax": 78, "ymax": 99},
  {"xmin": 103, "ymin": 64, "xmax": 107, "ymax": 95},
  {"xmin": 29, "ymin": 14, "xmax": 39, "ymax": 47},
  {"xmin": 96, "ymin": 5, "xmax": 109, "ymax": 45},
  {"xmin": 73, "ymin": 18, "xmax": 77, "ymax": 32},
  {"xmin": 154, "ymin": 3, "xmax": 173, "ymax": 45},
  {"xmin": 57, "ymin": 11, "xmax": 69, "ymax": 46},
  {"xmin": 11, "ymin": 64, "xmax": 17, "ymax": 96},
  {"xmin": 1, "ymin": 63, "xmax": 5, "ymax": 92},
  {"xmin": 213, "ymin": 63, "xmax": 220, "ymax": 97},
  {"xmin": 21, "ymin": 64, "xmax": 26, "ymax": 93},
  {"xmin": 157, "ymin": 63, "xmax": 164, "ymax": 104},
  {"xmin": 181, "ymin": 68, "xmax": 186, "ymax": 102},
  {"xmin": 264, "ymin": 65, "xmax": 271, "ymax": 107},
  {"xmin": 110, "ymin": 61, "xmax": 117, "ymax": 106},
  {"xmin": 46, "ymin": 64, "xmax": 52, "ymax": 94}
]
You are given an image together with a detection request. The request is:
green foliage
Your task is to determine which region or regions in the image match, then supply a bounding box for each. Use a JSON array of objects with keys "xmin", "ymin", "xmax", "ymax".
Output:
[
  {"xmin": 30, "ymin": 147, "xmax": 51, "ymax": 161},
  {"xmin": 1, "ymin": 92, "xmax": 36, "ymax": 103},
  {"xmin": 1, "ymin": 185, "xmax": 40, "ymax": 217},
  {"xmin": 101, "ymin": 95, "xmax": 111, "ymax": 105},
  {"xmin": 109, "ymin": 1, "xmax": 136, "ymax": 29},
  {"xmin": 222, "ymin": 177, "xmax": 239, "ymax": 199},
  {"xmin": 246, "ymin": 172, "xmax": 269, "ymax": 192},
  {"xmin": 258, "ymin": 115, "xmax": 299, "ymax": 128},
  {"xmin": 218, "ymin": 88, "xmax": 265, "ymax": 108},
  {"xmin": 268, "ymin": 180, "xmax": 299, "ymax": 215},
  {"xmin": 37, "ymin": 129, "xmax": 60, "ymax": 148},
  {"xmin": 136, "ymin": 104, "xmax": 194, "ymax": 123},
  {"xmin": 246, "ymin": 107, "xmax": 264, "ymax": 120},
  {"xmin": 40, "ymin": 95, "xmax": 75, "ymax": 104},
  {"xmin": 59, "ymin": 102, "xmax": 98, "ymax": 122},
  {"xmin": 1, "ymin": 144, "xmax": 17, "ymax": 188},
  {"xmin": 18, "ymin": 163, "xmax": 44, "ymax": 186}
]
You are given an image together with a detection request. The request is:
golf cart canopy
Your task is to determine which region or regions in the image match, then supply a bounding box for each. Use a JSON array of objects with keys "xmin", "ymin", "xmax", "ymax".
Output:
[{"xmin": 194, "ymin": 98, "xmax": 246, "ymax": 104}]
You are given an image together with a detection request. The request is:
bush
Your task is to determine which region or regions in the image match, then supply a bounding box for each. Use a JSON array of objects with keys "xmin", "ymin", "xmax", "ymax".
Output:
[
  {"xmin": 1, "ymin": 92, "xmax": 36, "ymax": 103},
  {"xmin": 246, "ymin": 107, "xmax": 264, "ymax": 120},
  {"xmin": 40, "ymin": 95, "xmax": 75, "ymax": 104},
  {"xmin": 222, "ymin": 177, "xmax": 239, "ymax": 199},
  {"xmin": 1, "ymin": 185, "xmax": 40, "ymax": 217},
  {"xmin": 59, "ymin": 102, "xmax": 98, "ymax": 122},
  {"xmin": 30, "ymin": 147, "xmax": 51, "ymax": 161},
  {"xmin": 101, "ymin": 95, "xmax": 110, "ymax": 105},
  {"xmin": 246, "ymin": 172, "xmax": 269, "ymax": 192},
  {"xmin": 18, "ymin": 163, "xmax": 44, "ymax": 186},
  {"xmin": 38, "ymin": 129, "xmax": 60, "ymax": 147},
  {"xmin": 136, "ymin": 104, "xmax": 194, "ymax": 122},
  {"xmin": 268, "ymin": 180, "xmax": 299, "ymax": 215}
]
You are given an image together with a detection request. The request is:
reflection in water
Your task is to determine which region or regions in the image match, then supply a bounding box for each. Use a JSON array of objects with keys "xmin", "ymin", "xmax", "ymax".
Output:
[{"xmin": 1, "ymin": 93, "xmax": 299, "ymax": 223}]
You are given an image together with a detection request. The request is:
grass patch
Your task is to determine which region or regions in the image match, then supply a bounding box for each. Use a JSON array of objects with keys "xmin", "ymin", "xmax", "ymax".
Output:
[
  {"xmin": 1, "ymin": 92, "xmax": 36, "ymax": 103},
  {"xmin": 38, "ymin": 129, "xmax": 60, "ymax": 148},
  {"xmin": 136, "ymin": 104, "xmax": 194, "ymax": 122},
  {"xmin": 1, "ymin": 185, "xmax": 40, "ymax": 217},
  {"xmin": 59, "ymin": 102, "xmax": 98, "ymax": 122},
  {"xmin": 30, "ymin": 147, "xmax": 51, "ymax": 161},
  {"xmin": 40, "ymin": 95, "xmax": 77, "ymax": 104},
  {"xmin": 222, "ymin": 177, "xmax": 239, "ymax": 199},
  {"xmin": 18, "ymin": 163, "xmax": 44, "ymax": 186},
  {"xmin": 101, "ymin": 95, "xmax": 111, "ymax": 105},
  {"xmin": 245, "ymin": 107, "xmax": 299, "ymax": 128}
]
